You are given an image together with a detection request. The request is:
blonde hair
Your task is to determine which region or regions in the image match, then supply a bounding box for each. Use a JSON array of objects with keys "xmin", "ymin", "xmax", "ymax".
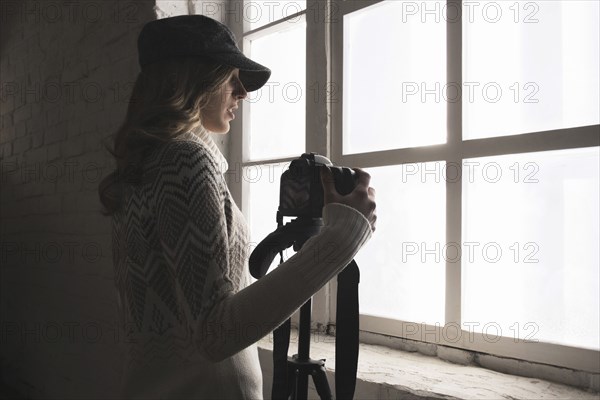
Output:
[{"xmin": 98, "ymin": 58, "xmax": 235, "ymax": 216}]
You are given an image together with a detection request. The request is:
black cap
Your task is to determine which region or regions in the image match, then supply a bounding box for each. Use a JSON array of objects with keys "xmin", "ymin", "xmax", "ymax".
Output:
[{"xmin": 137, "ymin": 15, "xmax": 271, "ymax": 92}]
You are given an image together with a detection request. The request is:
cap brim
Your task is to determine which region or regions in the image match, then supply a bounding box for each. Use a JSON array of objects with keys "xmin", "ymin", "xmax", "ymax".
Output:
[
  {"xmin": 239, "ymin": 68, "xmax": 271, "ymax": 93},
  {"xmin": 205, "ymin": 53, "xmax": 271, "ymax": 92}
]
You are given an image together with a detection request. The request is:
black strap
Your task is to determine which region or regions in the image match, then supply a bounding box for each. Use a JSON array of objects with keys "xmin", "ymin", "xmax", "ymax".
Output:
[
  {"xmin": 335, "ymin": 260, "xmax": 360, "ymax": 400},
  {"xmin": 272, "ymin": 317, "xmax": 291, "ymax": 399}
]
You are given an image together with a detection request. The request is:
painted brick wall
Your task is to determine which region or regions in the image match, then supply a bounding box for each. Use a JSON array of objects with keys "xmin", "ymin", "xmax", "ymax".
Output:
[
  {"xmin": 0, "ymin": 1, "xmax": 156, "ymax": 398},
  {"xmin": 0, "ymin": 0, "xmax": 247, "ymax": 398}
]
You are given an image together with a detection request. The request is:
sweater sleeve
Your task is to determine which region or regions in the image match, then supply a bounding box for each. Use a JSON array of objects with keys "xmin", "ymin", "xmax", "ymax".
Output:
[
  {"xmin": 155, "ymin": 141, "xmax": 373, "ymax": 362},
  {"xmin": 202, "ymin": 203, "xmax": 372, "ymax": 362}
]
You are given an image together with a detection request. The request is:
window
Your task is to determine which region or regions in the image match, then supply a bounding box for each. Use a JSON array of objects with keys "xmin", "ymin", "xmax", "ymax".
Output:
[
  {"xmin": 230, "ymin": 0, "xmax": 600, "ymax": 373},
  {"xmin": 227, "ymin": 0, "xmax": 310, "ymax": 274},
  {"xmin": 332, "ymin": 0, "xmax": 599, "ymax": 372}
]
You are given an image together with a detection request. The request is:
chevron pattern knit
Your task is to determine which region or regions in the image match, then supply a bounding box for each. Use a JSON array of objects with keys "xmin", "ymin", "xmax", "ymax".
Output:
[{"xmin": 111, "ymin": 129, "xmax": 373, "ymax": 399}]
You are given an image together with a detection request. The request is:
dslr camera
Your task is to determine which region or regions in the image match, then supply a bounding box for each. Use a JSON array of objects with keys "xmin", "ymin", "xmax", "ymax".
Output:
[
  {"xmin": 279, "ymin": 153, "xmax": 357, "ymax": 218},
  {"xmin": 249, "ymin": 153, "xmax": 357, "ymax": 278}
]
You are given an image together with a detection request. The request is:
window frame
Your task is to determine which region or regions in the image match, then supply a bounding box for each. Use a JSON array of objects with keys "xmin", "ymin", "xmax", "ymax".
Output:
[
  {"xmin": 228, "ymin": 0, "xmax": 332, "ymax": 325},
  {"xmin": 229, "ymin": 0, "xmax": 600, "ymax": 373}
]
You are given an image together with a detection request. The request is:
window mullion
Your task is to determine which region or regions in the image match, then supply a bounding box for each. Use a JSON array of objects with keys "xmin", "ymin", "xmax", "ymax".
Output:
[
  {"xmin": 228, "ymin": 0, "xmax": 245, "ymax": 210},
  {"xmin": 445, "ymin": 0, "xmax": 463, "ymax": 326},
  {"xmin": 306, "ymin": 0, "xmax": 332, "ymax": 329},
  {"xmin": 306, "ymin": 0, "xmax": 330, "ymax": 157}
]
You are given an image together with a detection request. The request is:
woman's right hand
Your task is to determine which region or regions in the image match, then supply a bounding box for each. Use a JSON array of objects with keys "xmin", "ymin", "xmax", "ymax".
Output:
[{"xmin": 320, "ymin": 166, "xmax": 377, "ymax": 232}]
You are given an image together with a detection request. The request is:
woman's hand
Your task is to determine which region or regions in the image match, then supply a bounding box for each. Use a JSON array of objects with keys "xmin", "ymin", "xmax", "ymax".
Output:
[{"xmin": 320, "ymin": 166, "xmax": 377, "ymax": 232}]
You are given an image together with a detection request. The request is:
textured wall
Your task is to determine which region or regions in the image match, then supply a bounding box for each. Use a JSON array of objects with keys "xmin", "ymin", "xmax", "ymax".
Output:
[{"xmin": 0, "ymin": 1, "xmax": 155, "ymax": 398}]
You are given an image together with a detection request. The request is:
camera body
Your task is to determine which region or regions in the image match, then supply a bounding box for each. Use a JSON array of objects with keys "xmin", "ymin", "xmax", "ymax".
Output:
[{"xmin": 279, "ymin": 153, "xmax": 357, "ymax": 218}]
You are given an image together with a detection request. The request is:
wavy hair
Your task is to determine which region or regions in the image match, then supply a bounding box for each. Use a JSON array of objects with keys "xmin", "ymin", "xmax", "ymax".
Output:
[{"xmin": 98, "ymin": 58, "xmax": 235, "ymax": 216}]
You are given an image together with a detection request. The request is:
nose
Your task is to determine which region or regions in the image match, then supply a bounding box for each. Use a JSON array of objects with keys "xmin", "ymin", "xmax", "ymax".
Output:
[{"xmin": 235, "ymin": 85, "xmax": 247, "ymax": 100}]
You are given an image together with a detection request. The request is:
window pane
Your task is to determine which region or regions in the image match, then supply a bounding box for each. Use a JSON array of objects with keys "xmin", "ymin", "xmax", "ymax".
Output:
[
  {"xmin": 358, "ymin": 163, "xmax": 446, "ymax": 326},
  {"xmin": 343, "ymin": 1, "xmax": 446, "ymax": 154},
  {"xmin": 245, "ymin": 0, "xmax": 307, "ymax": 32},
  {"xmin": 245, "ymin": 163, "xmax": 286, "ymax": 247},
  {"xmin": 462, "ymin": 148, "xmax": 600, "ymax": 350},
  {"xmin": 247, "ymin": 21, "xmax": 306, "ymax": 161},
  {"xmin": 245, "ymin": 163, "xmax": 293, "ymax": 276},
  {"xmin": 463, "ymin": 1, "xmax": 600, "ymax": 139}
]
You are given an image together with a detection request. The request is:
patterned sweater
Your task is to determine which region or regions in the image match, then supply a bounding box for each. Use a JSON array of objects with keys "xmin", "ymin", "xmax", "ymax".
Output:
[{"xmin": 111, "ymin": 128, "xmax": 373, "ymax": 399}]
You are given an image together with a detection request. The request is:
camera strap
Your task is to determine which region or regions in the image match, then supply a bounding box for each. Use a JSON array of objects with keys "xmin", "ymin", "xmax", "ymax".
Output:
[
  {"xmin": 271, "ymin": 260, "xmax": 360, "ymax": 399},
  {"xmin": 335, "ymin": 259, "xmax": 360, "ymax": 399},
  {"xmin": 272, "ymin": 317, "xmax": 291, "ymax": 398}
]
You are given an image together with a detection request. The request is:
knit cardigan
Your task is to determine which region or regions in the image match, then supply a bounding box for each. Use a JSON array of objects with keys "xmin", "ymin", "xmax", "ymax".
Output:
[{"xmin": 111, "ymin": 128, "xmax": 373, "ymax": 399}]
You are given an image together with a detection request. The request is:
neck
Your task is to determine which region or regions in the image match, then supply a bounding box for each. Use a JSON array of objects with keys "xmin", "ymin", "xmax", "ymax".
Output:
[{"xmin": 178, "ymin": 127, "xmax": 229, "ymax": 175}]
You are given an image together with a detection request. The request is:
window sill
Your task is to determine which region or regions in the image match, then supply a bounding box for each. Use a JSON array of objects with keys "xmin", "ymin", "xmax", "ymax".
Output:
[{"xmin": 257, "ymin": 329, "xmax": 599, "ymax": 399}]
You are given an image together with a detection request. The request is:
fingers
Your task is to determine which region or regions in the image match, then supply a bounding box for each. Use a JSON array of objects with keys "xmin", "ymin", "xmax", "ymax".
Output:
[
  {"xmin": 363, "ymin": 176, "xmax": 376, "ymax": 232},
  {"xmin": 352, "ymin": 168, "xmax": 371, "ymax": 190},
  {"xmin": 321, "ymin": 166, "xmax": 377, "ymax": 234},
  {"xmin": 354, "ymin": 169, "xmax": 376, "ymax": 231}
]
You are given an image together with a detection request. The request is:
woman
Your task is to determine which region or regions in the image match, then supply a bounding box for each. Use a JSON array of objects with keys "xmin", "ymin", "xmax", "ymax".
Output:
[{"xmin": 98, "ymin": 15, "xmax": 376, "ymax": 399}]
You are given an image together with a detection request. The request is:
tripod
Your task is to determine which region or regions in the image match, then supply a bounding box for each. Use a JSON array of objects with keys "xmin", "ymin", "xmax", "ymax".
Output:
[
  {"xmin": 250, "ymin": 214, "xmax": 359, "ymax": 400},
  {"xmin": 285, "ymin": 298, "xmax": 332, "ymax": 400},
  {"xmin": 271, "ymin": 218, "xmax": 333, "ymax": 400}
]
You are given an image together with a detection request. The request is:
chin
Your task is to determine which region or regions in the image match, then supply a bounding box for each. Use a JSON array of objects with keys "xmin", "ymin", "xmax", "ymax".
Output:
[
  {"xmin": 213, "ymin": 128, "xmax": 229, "ymax": 135},
  {"xmin": 207, "ymin": 124, "xmax": 230, "ymax": 134},
  {"xmin": 216, "ymin": 125, "xmax": 230, "ymax": 134}
]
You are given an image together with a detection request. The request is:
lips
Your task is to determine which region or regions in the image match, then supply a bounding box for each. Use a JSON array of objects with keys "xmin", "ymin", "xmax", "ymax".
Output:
[{"xmin": 226, "ymin": 107, "xmax": 236, "ymax": 120}]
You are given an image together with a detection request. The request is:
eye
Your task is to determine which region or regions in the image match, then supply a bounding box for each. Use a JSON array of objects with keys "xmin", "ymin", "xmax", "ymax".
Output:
[{"xmin": 230, "ymin": 76, "xmax": 242, "ymax": 89}]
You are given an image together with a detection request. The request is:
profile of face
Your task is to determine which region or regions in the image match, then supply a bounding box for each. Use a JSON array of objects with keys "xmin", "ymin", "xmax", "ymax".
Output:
[{"xmin": 201, "ymin": 68, "xmax": 248, "ymax": 134}]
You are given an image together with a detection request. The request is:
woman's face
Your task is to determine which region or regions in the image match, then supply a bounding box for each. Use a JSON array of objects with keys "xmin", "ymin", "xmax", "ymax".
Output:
[{"xmin": 201, "ymin": 68, "xmax": 247, "ymax": 134}]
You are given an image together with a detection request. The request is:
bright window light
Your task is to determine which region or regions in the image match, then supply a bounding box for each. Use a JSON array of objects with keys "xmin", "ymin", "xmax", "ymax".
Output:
[
  {"xmin": 246, "ymin": 0, "xmax": 306, "ymax": 32},
  {"xmin": 247, "ymin": 20, "xmax": 306, "ymax": 161},
  {"xmin": 463, "ymin": 147, "xmax": 600, "ymax": 350},
  {"xmin": 463, "ymin": 1, "xmax": 600, "ymax": 139},
  {"xmin": 358, "ymin": 163, "xmax": 446, "ymax": 325},
  {"xmin": 343, "ymin": 0, "xmax": 447, "ymax": 154}
]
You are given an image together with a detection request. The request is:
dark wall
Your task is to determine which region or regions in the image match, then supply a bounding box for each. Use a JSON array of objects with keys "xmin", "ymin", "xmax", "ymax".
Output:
[{"xmin": 0, "ymin": 1, "xmax": 155, "ymax": 397}]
